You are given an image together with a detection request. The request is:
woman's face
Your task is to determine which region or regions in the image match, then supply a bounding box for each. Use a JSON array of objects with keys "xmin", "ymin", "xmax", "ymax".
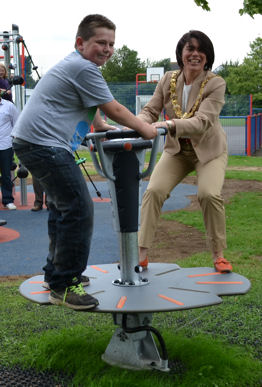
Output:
[
  {"xmin": 0, "ymin": 66, "xmax": 6, "ymax": 78},
  {"xmin": 181, "ymin": 38, "xmax": 207, "ymax": 74}
]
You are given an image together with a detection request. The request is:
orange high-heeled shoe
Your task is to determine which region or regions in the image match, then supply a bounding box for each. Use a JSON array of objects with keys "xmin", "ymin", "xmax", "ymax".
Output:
[{"xmin": 214, "ymin": 257, "xmax": 232, "ymax": 273}]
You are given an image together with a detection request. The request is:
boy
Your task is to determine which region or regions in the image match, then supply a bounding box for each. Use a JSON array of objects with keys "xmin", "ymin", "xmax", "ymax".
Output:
[{"xmin": 12, "ymin": 14, "xmax": 156, "ymax": 310}]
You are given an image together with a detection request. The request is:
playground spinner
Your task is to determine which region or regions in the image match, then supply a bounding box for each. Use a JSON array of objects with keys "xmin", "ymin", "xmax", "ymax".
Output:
[{"xmin": 20, "ymin": 129, "xmax": 250, "ymax": 372}]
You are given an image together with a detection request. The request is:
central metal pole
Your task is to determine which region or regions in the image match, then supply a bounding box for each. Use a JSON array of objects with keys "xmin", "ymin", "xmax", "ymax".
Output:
[
  {"xmin": 113, "ymin": 231, "xmax": 148, "ymax": 287},
  {"xmin": 110, "ymin": 150, "xmax": 149, "ymax": 287},
  {"xmin": 117, "ymin": 231, "xmax": 149, "ymax": 286},
  {"xmin": 119, "ymin": 232, "xmax": 139, "ymax": 282}
]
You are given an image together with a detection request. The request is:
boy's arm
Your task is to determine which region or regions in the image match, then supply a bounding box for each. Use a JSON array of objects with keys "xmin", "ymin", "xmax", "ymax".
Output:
[{"xmin": 98, "ymin": 100, "xmax": 157, "ymax": 140}]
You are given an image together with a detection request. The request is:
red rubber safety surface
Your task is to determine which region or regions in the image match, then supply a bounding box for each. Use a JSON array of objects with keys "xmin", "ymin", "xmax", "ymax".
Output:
[
  {"xmin": 0, "ymin": 192, "xmax": 35, "ymax": 210},
  {"xmin": 0, "ymin": 192, "xmax": 110, "ymax": 244},
  {"xmin": 0, "ymin": 227, "xmax": 20, "ymax": 242}
]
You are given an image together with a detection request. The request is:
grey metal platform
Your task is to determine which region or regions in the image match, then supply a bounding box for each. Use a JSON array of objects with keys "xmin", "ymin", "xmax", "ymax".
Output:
[{"xmin": 19, "ymin": 263, "xmax": 250, "ymax": 313}]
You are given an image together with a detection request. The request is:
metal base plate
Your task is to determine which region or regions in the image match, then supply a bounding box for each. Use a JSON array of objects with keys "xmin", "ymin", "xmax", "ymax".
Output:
[
  {"xmin": 102, "ymin": 327, "xmax": 169, "ymax": 371},
  {"xmin": 19, "ymin": 263, "xmax": 250, "ymax": 313}
]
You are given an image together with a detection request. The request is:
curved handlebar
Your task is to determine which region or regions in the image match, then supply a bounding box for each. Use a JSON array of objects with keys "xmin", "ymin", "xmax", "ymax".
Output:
[
  {"xmin": 85, "ymin": 127, "xmax": 167, "ymax": 141},
  {"xmin": 105, "ymin": 129, "xmax": 140, "ymax": 140},
  {"xmin": 85, "ymin": 127, "xmax": 167, "ymax": 181}
]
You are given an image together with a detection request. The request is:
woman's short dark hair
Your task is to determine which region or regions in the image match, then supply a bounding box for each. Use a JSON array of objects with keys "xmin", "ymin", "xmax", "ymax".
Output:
[
  {"xmin": 176, "ymin": 30, "xmax": 214, "ymax": 71},
  {"xmin": 75, "ymin": 14, "xmax": 116, "ymax": 48}
]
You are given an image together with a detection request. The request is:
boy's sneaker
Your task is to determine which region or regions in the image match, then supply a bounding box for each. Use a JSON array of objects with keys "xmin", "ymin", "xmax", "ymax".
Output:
[
  {"xmin": 42, "ymin": 275, "xmax": 90, "ymax": 290},
  {"xmin": 5, "ymin": 203, "xmax": 16, "ymax": 210},
  {"xmin": 49, "ymin": 282, "xmax": 99, "ymax": 310}
]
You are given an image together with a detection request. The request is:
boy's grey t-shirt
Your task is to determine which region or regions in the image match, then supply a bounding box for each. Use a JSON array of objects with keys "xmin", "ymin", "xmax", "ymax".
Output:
[{"xmin": 12, "ymin": 51, "xmax": 114, "ymax": 152}]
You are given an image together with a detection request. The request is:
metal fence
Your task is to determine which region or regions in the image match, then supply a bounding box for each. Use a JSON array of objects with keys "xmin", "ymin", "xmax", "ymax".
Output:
[
  {"xmin": 107, "ymin": 82, "xmax": 252, "ymax": 116},
  {"xmin": 106, "ymin": 82, "xmax": 262, "ymax": 156},
  {"xmin": 221, "ymin": 114, "xmax": 262, "ymax": 156},
  {"xmin": 221, "ymin": 116, "xmax": 246, "ymax": 155},
  {"xmin": 26, "ymin": 82, "xmax": 262, "ymax": 156}
]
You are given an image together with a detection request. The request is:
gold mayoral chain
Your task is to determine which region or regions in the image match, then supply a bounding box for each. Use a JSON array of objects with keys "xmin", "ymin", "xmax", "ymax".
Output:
[{"xmin": 170, "ymin": 70, "xmax": 216, "ymax": 119}]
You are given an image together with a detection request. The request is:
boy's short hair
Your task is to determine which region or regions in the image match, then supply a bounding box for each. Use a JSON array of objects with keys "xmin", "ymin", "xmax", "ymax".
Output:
[{"xmin": 75, "ymin": 14, "xmax": 116, "ymax": 47}]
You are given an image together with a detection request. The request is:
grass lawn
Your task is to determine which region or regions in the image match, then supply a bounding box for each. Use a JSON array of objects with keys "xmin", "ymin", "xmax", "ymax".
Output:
[
  {"xmin": 227, "ymin": 156, "xmax": 262, "ymax": 167},
  {"xmin": 76, "ymin": 152, "xmax": 262, "ymax": 167},
  {"xmin": 1, "ymin": 156, "xmax": 262, "ymax": 386},
  {"xmin": 220, "ymin": 118, "xmax": 246, "ymax": 127}
]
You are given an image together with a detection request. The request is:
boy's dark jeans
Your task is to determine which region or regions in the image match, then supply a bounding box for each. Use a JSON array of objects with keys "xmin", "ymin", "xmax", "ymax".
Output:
[{"xmin": 13, "ymin": 139, "xmax": 94, "ymax": 290}]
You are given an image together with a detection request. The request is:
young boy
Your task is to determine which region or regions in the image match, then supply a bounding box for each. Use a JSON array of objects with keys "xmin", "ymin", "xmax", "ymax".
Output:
[{"xmin": 12, "ymin": 14, "xmax": 156, "ymax": 311}]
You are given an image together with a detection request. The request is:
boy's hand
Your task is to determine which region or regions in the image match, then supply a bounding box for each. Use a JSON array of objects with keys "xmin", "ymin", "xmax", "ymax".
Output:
[
  {"xmin": 139, "ymin": 122, "xmax": 157, "ymax": 140},
  {"xmin": 93, "ymin": 109, "xmax": 119, "ymax": 132},
  {"xmin": 94, "ymin": 121, "xmax": 118, "ymax": 132}
]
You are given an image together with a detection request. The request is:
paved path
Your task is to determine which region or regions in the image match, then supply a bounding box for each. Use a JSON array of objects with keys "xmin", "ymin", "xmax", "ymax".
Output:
[{"xmin": 0, "ymin": 181, "xmax": 197, "ymax": 276}]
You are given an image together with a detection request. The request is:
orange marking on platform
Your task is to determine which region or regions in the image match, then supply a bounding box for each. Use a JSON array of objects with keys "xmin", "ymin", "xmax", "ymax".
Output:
[
  {"xmin": 196, "ymin": 281, "xmax": 243, "ymax": 285},
  {"xmin": 90, "ymin": 265, "xmax": 108, "ymax": 273},
  {"xmin": 158, "ymin": 294, "xmax": 184, "ymax": 306},
  {"xmin": 31, "ymin": 290, "xmax": 50, "ymax": 295},
  {"xmin": 116, "ymin": 296, "xmax": 127, "ymax": 309},
  {"xmin": 188, "ymin": 272, "xmax": 222, "ymax": 278},
  {"xmin": 29, "ymin": 281, "xmax": 44, "ymax": 284}
]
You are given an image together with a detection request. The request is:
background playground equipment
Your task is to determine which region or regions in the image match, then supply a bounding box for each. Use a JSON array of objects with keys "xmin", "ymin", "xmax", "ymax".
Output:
[
  {"xmin": 19, "ymin": 129, "xmax": 250, "ymax": 372},
  {"xmin": 135, "ymin": 67, "xmax": 164, "ymax": 96},
  {"xmin": 0, "ymin": 24, "xmax": 40, "ymax": 206}
]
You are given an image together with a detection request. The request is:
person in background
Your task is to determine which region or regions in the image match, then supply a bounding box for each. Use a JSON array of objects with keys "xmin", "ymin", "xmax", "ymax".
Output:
[
  {"xmin": 138, "ymin": 30, "xmax": 232, "ymax": 274},
  {"xmin": 0, "ymin": 63, "xmax": 13, "ymax": 102},
  {"xmin": 31, "ymin": 175, "xmax": 48, "ymax": 211},
  {"xmin": 12, "ymin": 14, "xmax": 157, "ymax": 311},
  {"xmin": 0, "ymin": 94, "xmax": 18, "ymax": 210}
]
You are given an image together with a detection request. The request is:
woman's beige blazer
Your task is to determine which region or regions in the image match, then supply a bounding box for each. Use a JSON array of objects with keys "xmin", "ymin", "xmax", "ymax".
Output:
[{"xmin": 138, "ymin": 70, "xmax": 227, "ymax": 164}]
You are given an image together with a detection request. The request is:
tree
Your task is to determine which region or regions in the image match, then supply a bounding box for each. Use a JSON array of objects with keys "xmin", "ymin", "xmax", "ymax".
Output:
[
  {"xmin": 194, "ymin": 0, "xmax": 210, "ymax": 11},
  {"xmin": 239, "ymin": 0, "xmax": 262, "ymax": 17},
  {"xmin": 220, "ymin": 37, "xmax": 262, "ymax": 108},
  {"xmin": 101, "ymin": 45, "xmax": 172, "ymax": 112},
  {"xmin": 214, "ymin": 61, "xmax": 239, "ymax": 94},
  {"xmin": 194, "ymin": 0, "xmax": 262, "ymax": 17},
  {"xmin": 101, "ymin": 45, "xmax": 146, "ymax": 82},
  {"xmin": 248, "ymin": 37, "xmax": 262, "ymax": 60},
  {"xmin": 147, "ymin": 58, "xmax": 171, "ymax": 72}
]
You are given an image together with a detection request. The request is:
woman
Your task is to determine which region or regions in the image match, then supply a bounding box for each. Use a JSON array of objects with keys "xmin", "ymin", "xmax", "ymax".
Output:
[
  {"xmin": 0, "ymin": 63, "xmax": 12, "ymax": 102},
  {"xmin": 138, "ymin": 30, "xmax": 232, "ymax": 273}
]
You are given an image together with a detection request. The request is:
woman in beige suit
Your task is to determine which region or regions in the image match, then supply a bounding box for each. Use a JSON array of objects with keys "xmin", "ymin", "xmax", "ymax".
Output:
[{"xmin": 138, "ymin": 30, "xmax": 232, "ymax": 273}]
